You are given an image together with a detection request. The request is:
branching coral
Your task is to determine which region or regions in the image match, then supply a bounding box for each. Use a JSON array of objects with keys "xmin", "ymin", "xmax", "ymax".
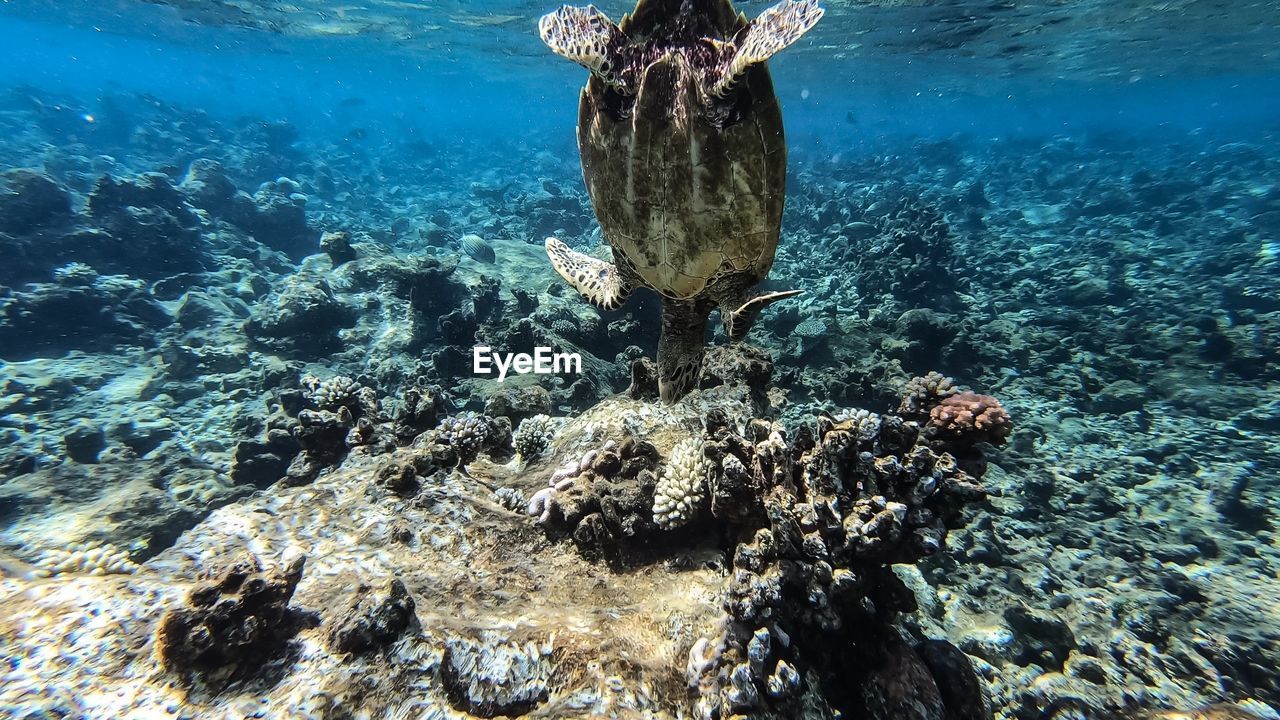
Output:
[
  {"xmin": 653, "ymin": 436, "xmax": 710, "ymax": 530},
  {"xmin": 301, "ymin": 374, "xmax": 375, "ymax": 415},
  {"xmin": 898, "ymin": 370, "xmax": 961, "ymax": 417},
  {"xmin": 529, "ymin": 373, "xmax": 1008, "ymax": 718},
  {"xmin": 435, "ymin": 411, "xmax": 502, "ymax": 468},
  {"xmin": 513, "ymin": 414, "xmax": 557, "ymax": 462},
  {"xmin": 686, "ymin": 408, "xmax": 994, "ymax": 717}
]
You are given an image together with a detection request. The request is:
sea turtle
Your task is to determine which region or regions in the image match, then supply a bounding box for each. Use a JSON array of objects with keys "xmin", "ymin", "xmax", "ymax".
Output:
[{"xmin": 539, "ymin": 0, "xmax": 823, "ymax": 403}]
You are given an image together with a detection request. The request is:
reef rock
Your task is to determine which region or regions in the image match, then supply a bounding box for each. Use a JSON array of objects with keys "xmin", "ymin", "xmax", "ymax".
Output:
[
  {"xmin": 0, "ymin": 168, "xmax": 72, "ymax": 234},
  {"xmin": 0, "ymin": 275, "xmax": 171, "ymax": 360},
  {"xmin": 156, "ymin": 553, "xmax": 312, "ymax": 683},
  {"xmin": 244, "ymin": 274, "xmax": 356, "ymax": 357}
]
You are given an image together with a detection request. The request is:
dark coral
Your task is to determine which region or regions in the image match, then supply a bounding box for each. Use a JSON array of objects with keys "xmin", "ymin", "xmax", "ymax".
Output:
[
  {"xmin": 319, "ymin": 229, "xmax": 357, "ymax": 265},
  {"xmin": 535, "ymin": 362, "xmax": 1006, "ymax": 718},
  {"xmin": 326, "ymin": 578, "xmax": 416, "ymax": 655},
  {"xmin": 689, "ymin": 407, "xmax": 997, "ymax": 718},
  {"xmin": 699, "ymin": 343, "xmax": 774, "ymax": 394},
  {"xmin": 626, "ymin": 357, "xmax": 660, "ymax": 400},
  {"xmin": 538, "ymin": 436, "xmax": 661, "ymax": 564},
  {"xmin": 0, "ymin": 276, "xmax": 171, "ymax": 360},
  {"xmin": 483, "ymin": 385, "xmax": 552, "ymax": 427},
  {"xmin": 178, "ymin": 158, "xmax": 239, "ymax": 213},
  {"xmin": 229, "ymin": 428, "xmax": 300, "ymax": 488},
  {"xmin": 345, "ymin": 253, "xmax": 474, "ymax": 349},
  {"xmin": 392, "ymin": 383, "xmax": 447, "ymax": 442},
  {"xmin": 63, "ymin": 420, "xmax": 106, "ymax": 464},
  {"xmin": 86, "ymin": 172, "xmax": 208, "ymax": 278},
  {"xmin": 156, "ymin": 554, "xmax": 313, "ymax": 683},
  {"xmin": 285, "ymin": 407, "xmax": 354, "ymax": 483},
  {"xmin": 241, "ymin": 178, "xmax": 314, "ymax": 259},
  {"xmin": 0, "ymin": 169, "xmax": 72, "ymax": 234},
  {"xmin": 243, "ymin": 275, "xmax": 356, "ymax": 357}
]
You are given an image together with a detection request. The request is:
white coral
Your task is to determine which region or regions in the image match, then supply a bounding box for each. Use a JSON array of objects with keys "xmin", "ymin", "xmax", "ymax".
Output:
[
  {"xmin": 834, "ymin": 408, "xmax": 882, "ymax": 440},
  {"xmin": 302, "ymin": 374, "xmax": 367, "ymax": 410},
  {"xmin": 653, "ymin": 437, "xmax": 709, "ymax": 530},
  {"xmin": 513, "ymin": 414, "xmax": 557, "ymax": 461},
  {"xmin": 31, "ymin": 542, "xmax": 139, "ymax": 577}
]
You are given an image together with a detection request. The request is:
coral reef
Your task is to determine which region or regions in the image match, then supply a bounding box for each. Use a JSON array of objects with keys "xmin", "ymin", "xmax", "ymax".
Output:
[
  {"xmin": 0, "ymin": 73, "xmax": 1278, "ymax": 720},
  {"xmin": 900, "ymin": 371, "xmax": 963, "ymax": 418},
  {"xmin": 244, "ymin": 274, "xmax": 356, "ymax": 356},
  {"xmin": 0, "ymin": 168, "xmax": 71, "ymax": 234},
  {"xmin": 30, "ymin": 542, "xmax": 139, "ymax": 576},
  {"xmin": 439, "ymin": 632, "xmax": 554, "ymax": 717},
  {"xmin": 678, "ymin": 393, "xmax": 996, "ymax": 719},
  {"xmin": 0, "ymin": 273, "xmax": 171, "ymax": 359},
  {"xmin": 156, "ymin": 553, "xmax": 312, "ymax": 683},
  {"xmin": 929, "ymin": 391, "xmax": 1014, "ymax": 444},
  {"xmin": 432, "ymin": 411, "xmax": 506, "ymax": 468}
]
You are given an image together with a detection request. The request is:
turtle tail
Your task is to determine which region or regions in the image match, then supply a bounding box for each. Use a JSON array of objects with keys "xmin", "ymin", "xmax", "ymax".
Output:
[
  {"xmin": 538, "ymin": 5, "xmax": 630, "ymax": 92},
  {"xmin": 708, "ymin": 0, "xmax": 824, "ymax": 97},
  {"xmin": 723, "ymin": 289, "xmax": 803, "ymax": 342}
]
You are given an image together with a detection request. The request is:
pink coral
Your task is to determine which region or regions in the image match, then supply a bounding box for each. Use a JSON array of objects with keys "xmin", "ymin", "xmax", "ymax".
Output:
[{"xmin": 928, "ymin": 391, "xmax": 1012, "ymax": 444}]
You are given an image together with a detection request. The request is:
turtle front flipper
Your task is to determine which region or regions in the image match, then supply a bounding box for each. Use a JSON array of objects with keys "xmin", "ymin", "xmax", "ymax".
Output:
[
  {"xmin": 708, "ymin": 0, "xmax": 824, "ymax": 97},
  {"xmin": 658, "ymin": 300, "xmax": 710, "ymax": 404},
  {"xmin": 724, "ymin": 289, "xmax": 803, "ymax": 341},
  {"xmin": 538, "ymin": 5, "xmax": 629, "ymax": 92},
  {"xmin": 545, "ymin": 237, "xmax": 635, "ymax": 311}
]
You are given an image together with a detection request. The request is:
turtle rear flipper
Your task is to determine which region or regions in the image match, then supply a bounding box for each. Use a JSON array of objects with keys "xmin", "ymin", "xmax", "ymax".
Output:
[
  {"xmin": 658, "ymin": 300, "xmax": 710, "ymax": 404},
  {"xmin": 545, "ymin": 237, "xmax": 635, "ymax": 310},
  {"xmin": 709, "ymin": 0, "xmax": 824, "ymax": 97},
  {"xmin": 539, "ymin": 5, "xmax": 629, "ymax": 92},
  {"xmin": 724, "ymin": 289, "xmax": 803, "ymax": 341}
]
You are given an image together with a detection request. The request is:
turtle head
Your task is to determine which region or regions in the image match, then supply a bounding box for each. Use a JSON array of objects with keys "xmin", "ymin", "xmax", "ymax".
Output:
[
  {"xmin": 540, "ymin": 1, "xmax": 737, "ymax": 96},
  {"xmin": 621, "ymin": 0, "xmax": 741, "ymax": 41}
]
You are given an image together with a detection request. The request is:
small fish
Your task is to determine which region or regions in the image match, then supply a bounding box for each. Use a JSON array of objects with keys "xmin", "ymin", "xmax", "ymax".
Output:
[{"xmin": 460, "ymin": 234, "xmax": 496, "ymax": 264}]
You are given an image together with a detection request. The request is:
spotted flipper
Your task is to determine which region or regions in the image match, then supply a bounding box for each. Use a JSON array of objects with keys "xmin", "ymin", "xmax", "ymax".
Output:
[
  {"xmin": 538, "ymin": 5, "xmax": 629, "ymax": 92},
  {"xmin": 545, "ymin": 236, "xmax": 634, "ymax": 311},
  {"xmin": 709, "ymin": 0, "xmax": 824, "ymax": 97},
  {"xmin": 724, "ymin": 289, "xmax": 803, "ymax": 342},
  {"xmin": 658, "ymin": 300, "xmax": 709, "ymax": 404}
]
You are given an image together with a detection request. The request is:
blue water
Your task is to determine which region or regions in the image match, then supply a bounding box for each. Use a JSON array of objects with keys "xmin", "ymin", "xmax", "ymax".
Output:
[{"xmin": 6, "ymin": 0, "xmax": 1279, "ymax": 148}]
